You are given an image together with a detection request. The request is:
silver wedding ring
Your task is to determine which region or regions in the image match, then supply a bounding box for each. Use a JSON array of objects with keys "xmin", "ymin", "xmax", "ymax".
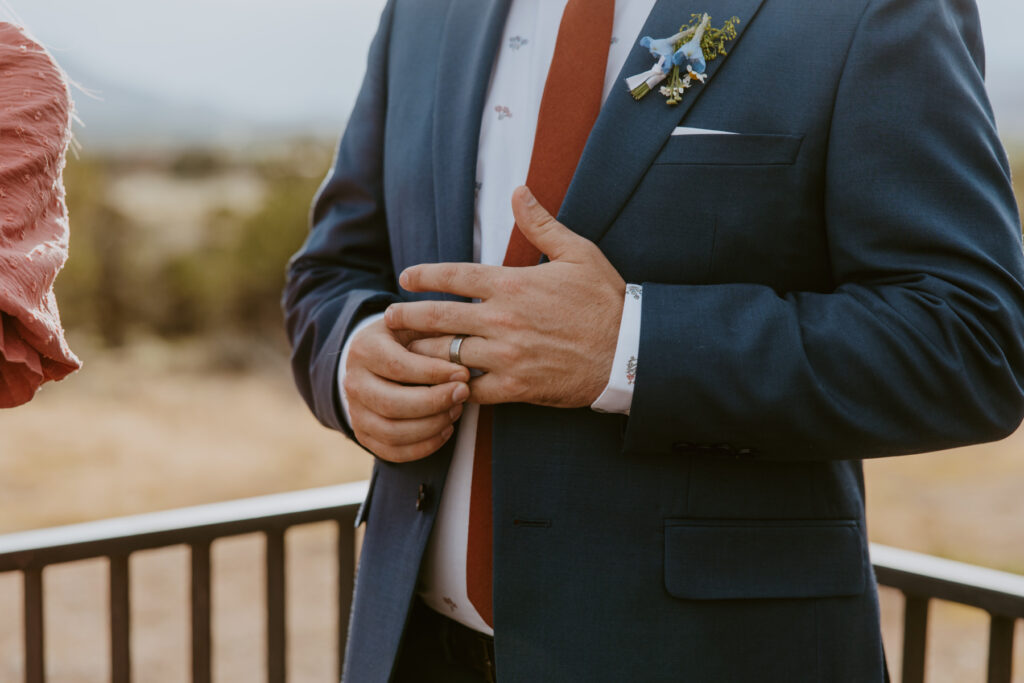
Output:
[{"xmin": 449, "ymin": 334, "xmax": 468, "ymax": 366}]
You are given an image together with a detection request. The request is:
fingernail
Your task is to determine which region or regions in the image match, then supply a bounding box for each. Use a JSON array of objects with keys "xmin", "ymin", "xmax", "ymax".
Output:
[
  {"xmin": 449, "ymin": 404, "xmax": 463, "ymax": 421},
  {"xmin": 399, "ymin": 270, "xmax": 410, "ymax": 288},
  {"xmin": 442, "ymin": 425, "xmax": 454, "ymax": 439},
  {"xmin": 384, "ymin": 306, "xmax": 395, "ymax": 324},
  {"xmin": 523, "ymin": 186, "xmax": 536, "ymax": 206},
  {"xmin": 450, "ymin": 370, "xmax": 466, "ymax": 382},
  {"xmin": 452, "ymin": 384, "xmax": 470, "ymax": 403}
]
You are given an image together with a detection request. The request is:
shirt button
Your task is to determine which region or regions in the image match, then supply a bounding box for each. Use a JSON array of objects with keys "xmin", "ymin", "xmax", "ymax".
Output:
[{"xmin": 416, "ymin": 484, "xmax": 430, "ymax": 512}]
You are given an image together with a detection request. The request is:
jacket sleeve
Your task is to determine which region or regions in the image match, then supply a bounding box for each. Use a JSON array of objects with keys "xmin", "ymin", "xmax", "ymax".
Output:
[
  {"xmin": 623, "ymin": 0, "xmax": 1024, "ymax": 460},
  {"xmin": 282, "ymin": 1, "xmax": 401, "ymax": 435}
]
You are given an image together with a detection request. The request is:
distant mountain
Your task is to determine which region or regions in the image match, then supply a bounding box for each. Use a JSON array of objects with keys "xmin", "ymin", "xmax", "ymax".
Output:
[
  {"xmin": 991, "ymin": 88, "xmax": 1024, "ymax": 144},
  {"xmin": 62, "ymin": 61, "xmax": 342, "ymax": 151}
]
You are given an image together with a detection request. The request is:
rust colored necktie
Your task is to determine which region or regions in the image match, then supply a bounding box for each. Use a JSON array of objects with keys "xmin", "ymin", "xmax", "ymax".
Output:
[{"xmin": 467, "ymin": 0, "xmax": 616, "ymax": 628}]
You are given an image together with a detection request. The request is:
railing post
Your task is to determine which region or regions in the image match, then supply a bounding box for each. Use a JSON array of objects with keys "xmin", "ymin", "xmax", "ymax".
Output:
[
  {"xmin": 191, "ymin": 540, "xmax": 212, "ymax": 683},
  {"xmin": 110, "ymin": 553, "xmax": 132, "ymax": 683},
  {"xmin": 266, "ymin": 527, "xmax": 286, "ymax": 683},
  {"xmin": 986, "ymin": 614, "xmax": 1015, "ymax": 683},
  {"xmin": 24, "ymin": 566, "xmax": 44, "ymax": 683},
  {"xmin": 336, "ymin": 513, "xmax": 357, "ymax": 681},
  {"xmin": 901, "ymin": 593, "xmax": 930, "ymax": 683}
]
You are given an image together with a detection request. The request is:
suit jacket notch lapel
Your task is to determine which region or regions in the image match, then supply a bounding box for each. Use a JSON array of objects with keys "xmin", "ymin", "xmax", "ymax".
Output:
[
  {"xmin": 558, "ymin": 0, "xmax": 768, "ymax": 246},
  {"xmin": 432, "ymin": 0, "xmax": 512, "ymax": 282}
]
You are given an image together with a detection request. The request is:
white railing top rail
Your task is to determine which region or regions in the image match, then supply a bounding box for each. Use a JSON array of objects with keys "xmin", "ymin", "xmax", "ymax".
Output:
[{"xmin": 0, "ymin": 481, "xmax": 368, "ymax": 571}]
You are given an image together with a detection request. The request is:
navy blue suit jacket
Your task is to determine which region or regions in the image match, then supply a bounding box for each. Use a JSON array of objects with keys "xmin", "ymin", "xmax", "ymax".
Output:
[{"xmin": 284, "ymin": 0, "xmax": 1024, "ymax": 680}]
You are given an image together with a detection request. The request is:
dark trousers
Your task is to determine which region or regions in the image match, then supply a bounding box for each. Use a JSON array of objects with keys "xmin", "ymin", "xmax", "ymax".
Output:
[{"xmin": 392, "ymin": 599, "xmax": 495, "ymax": 683}]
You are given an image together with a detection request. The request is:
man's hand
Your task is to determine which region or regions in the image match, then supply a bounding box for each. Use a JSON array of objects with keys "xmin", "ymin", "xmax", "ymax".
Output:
[
  {"xmin": 344, "ymin": 317, "xmax": 471, "ymax": 462},
  {"xmin": 385, "ymin": 186, "xmax": 626, "ymax": 408}
]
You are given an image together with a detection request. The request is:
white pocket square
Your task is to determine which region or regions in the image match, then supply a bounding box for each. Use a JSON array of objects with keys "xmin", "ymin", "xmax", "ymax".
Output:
[{"xmin": 671, "ymin": 126, "xmax": 738, "ymax": 136}]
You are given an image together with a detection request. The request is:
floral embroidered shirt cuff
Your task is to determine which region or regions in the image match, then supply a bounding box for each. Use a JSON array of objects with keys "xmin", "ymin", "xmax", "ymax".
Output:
[
  {"xmin": 337, "ymin": 312, "xmax": 386, "ymax": 429},
  {"xmin": 591, "ymin": 284, "xmax": 642, "ymax": 415}
]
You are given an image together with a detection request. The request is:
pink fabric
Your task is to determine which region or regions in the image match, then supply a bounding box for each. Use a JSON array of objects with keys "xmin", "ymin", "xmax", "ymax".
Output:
[{"xmin": 0, "ymin": 22, "xmax": 80, "ymax": 408}]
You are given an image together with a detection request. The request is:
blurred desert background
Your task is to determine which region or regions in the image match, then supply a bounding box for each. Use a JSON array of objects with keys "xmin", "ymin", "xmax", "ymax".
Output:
[{"xmin": 1, "ymin": 0, "xmax": 1023, "ymax": 681}]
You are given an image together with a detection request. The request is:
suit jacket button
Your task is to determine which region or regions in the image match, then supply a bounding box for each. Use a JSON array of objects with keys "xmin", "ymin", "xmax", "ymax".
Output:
[{"xmin": 416, "ymin": 484, "xmax": 430, "ymax": 512}]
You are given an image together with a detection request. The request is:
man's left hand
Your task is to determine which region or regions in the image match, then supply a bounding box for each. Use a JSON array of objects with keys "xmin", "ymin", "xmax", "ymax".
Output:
[{"xmin": 384, "ymin": 186, "xmax": 626, "ymax": 408}]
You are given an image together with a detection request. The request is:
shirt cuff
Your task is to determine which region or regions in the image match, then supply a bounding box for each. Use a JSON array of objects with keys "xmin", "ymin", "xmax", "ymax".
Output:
[
  {"xmin": 337, "ymin": 312, "xmax": 387, "ymax": 430},
  {"xmin": 591, "ymin": 284, "xmax": 642, "ymax": 415}
]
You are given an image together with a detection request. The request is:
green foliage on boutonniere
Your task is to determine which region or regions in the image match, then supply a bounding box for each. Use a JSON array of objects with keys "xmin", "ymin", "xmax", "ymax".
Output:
[{"xmin": 694, "ymin": 14, "xmax": 740, "ymax": 61}]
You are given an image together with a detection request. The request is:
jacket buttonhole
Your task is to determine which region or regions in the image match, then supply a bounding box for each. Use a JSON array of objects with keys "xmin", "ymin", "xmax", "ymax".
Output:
[{"xmin": 512, "ymin": 518, "xmax": 552, "ymax": 528}]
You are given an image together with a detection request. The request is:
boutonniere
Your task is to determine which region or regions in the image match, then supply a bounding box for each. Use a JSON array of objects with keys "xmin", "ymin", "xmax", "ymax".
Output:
[{"xmin": 625, "ymin": 13, "xmax": 740, "ymax": 105}]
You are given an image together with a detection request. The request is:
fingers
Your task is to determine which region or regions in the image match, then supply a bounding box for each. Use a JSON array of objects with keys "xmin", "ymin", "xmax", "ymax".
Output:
[
  {"xmin": 356, "ymin": 428, "xmax": 457, "ymax": 464},
  {"xmin": 399, "ymin": 262, "xmax": 497, "ymax": 299},
  {"xmin": 510, "ymin": 185, "xmax": 589, "ymax": 262},
  {"xmin": 407, "ymin": 336, "xmax": 450, "ymax": 362},
  {"xmin": 385, "ymin": 300, "xmax": 488, "ymax": 336},
  {"xmin": 345, "ymin": 372, "xmax": 468, "ymax": 463},
  {"xmin": 407, "ymin": 334, "xmax": 508, "ymax": 375},
  {"xmin": 408, "ymin": 335, "xmax": 471, "ymax": 364},
  {"xmin": 345, "ymin": 319, "xmax": 470, "ymax": 463},
  {"xmin": 349, "ymin": 320, "xmax": 469, "ymax": 384},
  {"xmin": 348, "ymin": 371, "xmax": 470, "ymax": 420},
  {"xmin": 360, "ymin": 334, "xmax": 469, "ymax": 384},
  {"xmin": 353, "ymin": 399, "xmax": 464, "ymax": 447}
]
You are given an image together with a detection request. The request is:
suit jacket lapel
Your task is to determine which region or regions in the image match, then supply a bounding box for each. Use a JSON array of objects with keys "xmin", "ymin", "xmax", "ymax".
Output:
[
  {"xmin": 433, "ymin": 0, "xmax": 512, "ymax": 274},
  {"xmin": 559, "ymin": 0, "xmax": 767, "ymax": 244}
]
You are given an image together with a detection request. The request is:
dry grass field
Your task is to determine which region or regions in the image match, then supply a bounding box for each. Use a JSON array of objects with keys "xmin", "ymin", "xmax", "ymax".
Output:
[
  {"xmin": 0, "ymin": 337, "xmax": 371, "ymax": 533},
  {"xmin": 0, "ymin": 335, "xmax": 1022, "ymax": 681}
]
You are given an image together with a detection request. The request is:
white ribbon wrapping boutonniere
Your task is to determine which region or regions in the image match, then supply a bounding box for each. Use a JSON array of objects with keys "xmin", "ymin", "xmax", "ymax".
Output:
[{"xmin": 626, "ymin": 13, "xmax": 740, "ymax": 105}]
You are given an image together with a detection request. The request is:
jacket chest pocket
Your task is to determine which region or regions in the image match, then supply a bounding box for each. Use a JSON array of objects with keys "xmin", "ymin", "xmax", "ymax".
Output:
[{"xmin": 601, "ymin": 133, "xmax": 811, "ymax": 286}]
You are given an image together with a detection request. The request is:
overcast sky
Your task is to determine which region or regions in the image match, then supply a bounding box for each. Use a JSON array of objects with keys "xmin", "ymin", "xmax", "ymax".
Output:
[{"xmin": 4, "ymin": 0, "xmax": 1023, "ymax": 133}]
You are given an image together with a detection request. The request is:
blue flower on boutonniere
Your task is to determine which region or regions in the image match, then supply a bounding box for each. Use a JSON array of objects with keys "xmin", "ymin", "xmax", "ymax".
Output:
[
  {"xmin": 626, "ymin": 13, "xmax": 740, "ymax": 105},
  {"xmin": 641, "ymin": 32, "xmax": 689, "ymax": 64},
  {"xmin": 672, "ymin": 18, "xmax": 709, "ymax": 74}
]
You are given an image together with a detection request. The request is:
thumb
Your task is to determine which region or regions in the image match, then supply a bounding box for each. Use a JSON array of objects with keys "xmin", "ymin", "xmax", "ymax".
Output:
[{"xmin": 510, "ymin": 186, "xmax": 587, "ymax": 262}]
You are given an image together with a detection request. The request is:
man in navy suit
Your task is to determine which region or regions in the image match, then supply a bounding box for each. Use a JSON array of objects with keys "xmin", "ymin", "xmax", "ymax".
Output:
[{"xmin": 284, "ymin": 0, "xmax": 1024, "ymax": 680}]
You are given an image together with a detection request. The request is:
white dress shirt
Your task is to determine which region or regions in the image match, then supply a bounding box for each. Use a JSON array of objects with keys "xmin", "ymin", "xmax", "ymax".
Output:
[{"xmin": 339, "ymin": 0, "xmax": 657, "ymax": 634}]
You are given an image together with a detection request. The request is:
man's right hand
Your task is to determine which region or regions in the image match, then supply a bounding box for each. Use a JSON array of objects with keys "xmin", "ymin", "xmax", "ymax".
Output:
[{"xmin": 343, "ymin": 317, "xmax": 470, "ymax": 462}]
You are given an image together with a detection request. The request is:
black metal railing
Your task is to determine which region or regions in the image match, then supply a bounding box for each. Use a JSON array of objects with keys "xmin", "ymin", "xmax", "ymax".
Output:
[
  {"xmin": 871, "ymin": 544, "xmax": 1024, "ymax": 683},
  {"xmin": 1, "ymin": 482, "xmax": 1021, "ymax": 683},
  {"xmin": 0, "ymin": 482, "xmax": 367, "ymax": 683}
]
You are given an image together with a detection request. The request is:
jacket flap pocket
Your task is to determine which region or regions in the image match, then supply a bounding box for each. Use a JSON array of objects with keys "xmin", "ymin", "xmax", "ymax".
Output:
[
  {"xmin": 664, "ymin": 519, "xmax": 865, "ymax": 599},
  {"xmin": 654, "ymin": 133, "xmax": 803, "ymax": 166}
]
